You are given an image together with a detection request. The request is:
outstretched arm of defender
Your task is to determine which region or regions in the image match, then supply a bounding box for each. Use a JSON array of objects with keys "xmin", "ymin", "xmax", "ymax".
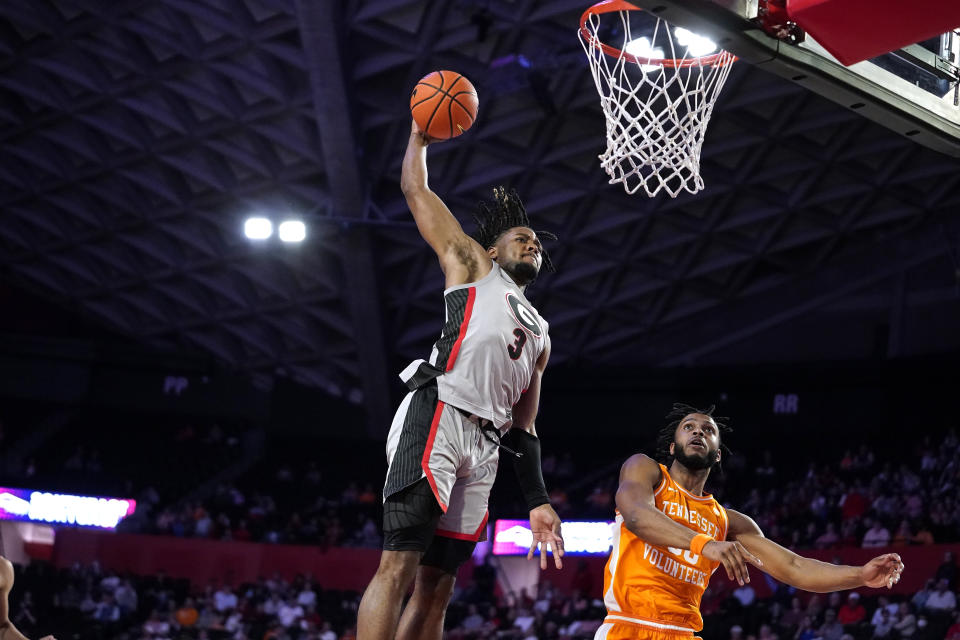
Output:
[
  {"xmin": 617, "ymin": 454, "xmax": 761, "ymax": 585},
  {"xmin": 727, "ymin": 509, "xmax": 904, "ymax": 593},
  {"xmin": 401, "ymin": 120, "xmax": 489, "ymax": 283}
]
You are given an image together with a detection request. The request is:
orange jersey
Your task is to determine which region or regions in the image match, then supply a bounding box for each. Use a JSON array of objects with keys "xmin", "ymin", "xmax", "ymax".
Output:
[{"xmin": 600, "ymin": 464, "xmax": 729, "ymax": 634}]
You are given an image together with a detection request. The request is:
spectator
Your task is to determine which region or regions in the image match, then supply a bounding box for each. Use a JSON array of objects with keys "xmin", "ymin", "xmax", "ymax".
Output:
[
  {"xmin": 816, "ymin": 523, "xmax": 840, "ymax": 549},
  {"xmin": 819, "ymin": 609, "xmax": 845, "ymax": 640},
  {"xmin": 175, "ymin": 597, "xmax": 199, "ymax": 627},
  {"xmin": 862, "ymin": 520, "xmax": 891, "ymax": 548},
  {"xmin": 837, "ymin": 592, "xmax": 866, "ymax": 625},
  {"xmin": 297, "ymin": 580, "xmax": 317, "ymax": 608},
  {"xmin": 870, "ymin": 596, "xmax": 898, "ymax": 625},
  {"xmin": 871, "ymin": 608, "xmax": 894, "ymax": 638},
  {"xmin": 142, "ymin": 610, "xmax": 171, "ymax": 638},
  {"xmin": 213, "ymin": 585, "xmax": 238, "ymax": 612},
  {"xmin": 277, "ymin": 596, "xmax": 304, "ymax": 628},
  {"xmin": 925, "ymin": 578, "xmax": 957, "ymax": 613},
  {"xmin": 461, "ymin": 603, "xmax": 485, "ymax": 633},
  {"xmin": 936, "ymin": 551, "xmax": 958, "ymax": 590},
  {"xmin": 794, "ymin": 615, "xmax": 817, "ymax": 640},
  {"xmin": 945, "ymin": 611, "xmax": 960, "ymax": 640},
  {"xmin": 894, "ymin": 602, "xmax": 917, "ymax": 638},
  {"xmin": 733, "ymin": 582, "xmax": 756, "ymax": 608},
  {"xmin": 94, "ymin": 592, "xmax": 122, "ymax": 623},
  {"xmin": 892, "ymin": 520, "xmax": 913, "ymax": 546},
  {"xmin": 319, "ymin": 621, "xmax": 337, "ymax": 640}
]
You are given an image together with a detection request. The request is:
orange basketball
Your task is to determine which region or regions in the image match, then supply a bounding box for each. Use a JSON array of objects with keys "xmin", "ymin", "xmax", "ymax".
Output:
[{"xmin": 410, "ymin": 70, "xmax": 478, "ymax": 140}]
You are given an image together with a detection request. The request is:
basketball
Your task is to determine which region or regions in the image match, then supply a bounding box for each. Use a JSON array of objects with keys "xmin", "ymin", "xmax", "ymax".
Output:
[{"xmin": 410, "ymin": 70, "xmax": 478, "ymax": 140}]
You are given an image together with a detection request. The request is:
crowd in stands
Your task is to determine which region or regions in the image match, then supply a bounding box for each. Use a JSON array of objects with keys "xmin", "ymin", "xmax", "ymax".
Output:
[
  {"xmin": 130, "ymin": 427, "xmax": 960, "ymax": 555},
  {"xmin": 10, "ymin": 551, "xmax": 960, "ymax": 640}
]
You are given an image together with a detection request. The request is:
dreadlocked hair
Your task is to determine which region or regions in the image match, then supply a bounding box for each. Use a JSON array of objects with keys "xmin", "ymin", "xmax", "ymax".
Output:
[
  {"xmin": 471, "ymin": 186, "xmax": 557, "ymax": 272},
  {"xmin": 655, "ymin": 403, "xmax": 733, "ymax": 469}
]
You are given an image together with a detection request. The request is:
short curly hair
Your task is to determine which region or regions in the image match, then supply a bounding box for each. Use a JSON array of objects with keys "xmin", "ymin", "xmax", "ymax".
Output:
[
  {"xmin": 470, "ymin": 186, "xmax": 556, "ymax": 272},
  {"xmin": 655, "ymin": 403, "xmax": 733, "ymax": 468}
]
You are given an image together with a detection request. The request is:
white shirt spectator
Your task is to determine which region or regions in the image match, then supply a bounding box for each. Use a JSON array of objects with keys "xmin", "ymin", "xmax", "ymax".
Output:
[
  {"xmin": 862, "ymin": 524, "xmax": 890, "ymax": 548},
  {"xmin": 263, "ymin": 595, "xmax": 282, "ymax": 615},
  {"xmin": 925, "ymin": 586, "xmax": 957, "ymax": 611},
  {"xmin": 318, "ymin": 622, "xmax": 337, "ymax": 640},
  {"xmin": 224, "ymin": 611, "xmax": 243, "ymax": 633},
  {"xmin": 115, "ymin": 581, "xmax": 138, "ymax": 613},
  {"xmin": 297, "ymin": 587, "xmax": 317, "ymax": 608},
  {"xmin": 213, "ymin": 588, "xmax": 238, "ymax": 612},
  {"xmin": 733, "ymin": 584, "xmax": 756, "ymax": 607},
  {"xmin": 278, "ymin": 602, "xmax": 305, "ymax": 628}
]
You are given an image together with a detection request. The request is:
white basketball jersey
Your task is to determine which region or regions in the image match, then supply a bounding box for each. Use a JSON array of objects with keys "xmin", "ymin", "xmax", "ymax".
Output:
[{"xmin": 400, "ymin": 262, "xmax": 549, "ymax": 431}]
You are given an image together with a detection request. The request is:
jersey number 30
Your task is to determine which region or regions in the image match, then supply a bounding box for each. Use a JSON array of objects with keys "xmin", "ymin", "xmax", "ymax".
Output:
[
  {"xmin": 667, "ymin": 546, "xmax": 701, "ymax": 564},
  {"xmin": 507, "ymin": 328, "xmax": 526, "ymax": 360}
]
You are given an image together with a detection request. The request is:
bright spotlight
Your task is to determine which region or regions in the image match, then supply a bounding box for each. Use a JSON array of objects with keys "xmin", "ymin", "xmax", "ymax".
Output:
[
  {"xmin": 674, "ymin": 27, "xmax": 717, "ymax": 57},
  {"xmin": 278, "ymin": 220, "xmax": 306, "ymax": 243},
  {"xmin": 624, "ymin": 37, "xmax": 664, "ymax": 73},
  {"xmin": 244, "ymin": 217, "xmax": 273, "ymax": 240}
]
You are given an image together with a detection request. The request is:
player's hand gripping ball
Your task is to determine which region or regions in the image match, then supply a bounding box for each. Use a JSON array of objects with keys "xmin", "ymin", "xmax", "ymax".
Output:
[{"xmin": 410, "ymin": 70, "xmax": 478, "ymax": 140}]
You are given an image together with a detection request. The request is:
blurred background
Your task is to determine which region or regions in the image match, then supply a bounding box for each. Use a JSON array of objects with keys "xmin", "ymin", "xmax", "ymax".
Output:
[{"xmin": 0, "ymin": 2, "xmax": 959, "ymax": 640}]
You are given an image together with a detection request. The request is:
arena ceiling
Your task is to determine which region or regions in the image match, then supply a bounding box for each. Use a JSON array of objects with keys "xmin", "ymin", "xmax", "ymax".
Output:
[{"xmin": 2, "ymin": 1, "xmax": 959, "ymax": 429}]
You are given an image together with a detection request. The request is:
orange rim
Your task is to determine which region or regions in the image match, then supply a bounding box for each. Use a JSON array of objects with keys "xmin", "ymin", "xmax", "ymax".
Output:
[{"xmin": 580, "ymin": 0, "xmax": 737, "ymax": 68}]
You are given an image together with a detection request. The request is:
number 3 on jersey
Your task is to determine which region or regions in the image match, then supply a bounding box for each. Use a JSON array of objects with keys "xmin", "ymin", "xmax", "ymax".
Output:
[{"xmin": 507, "ymin": 328, "xmax": 526, "ymax": 359}]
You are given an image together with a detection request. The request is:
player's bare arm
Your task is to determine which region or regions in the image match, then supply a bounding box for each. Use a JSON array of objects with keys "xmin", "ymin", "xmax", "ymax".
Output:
[
  {"xmin": 400, "ymin": 119, "xmax": 491, "ymax": 287},
  {"xmin": 727, "ymin": 508, "xmax": 904, "ymax": 592},
  {"xmin": 508, "ymin": 338, "xmax": 563, "ymax": 569},
  {"xmin": 510, "ymin": 333, "xmax": 550, "ymax": 433},
  {"xmin": 617, "ymin": 453, "xmax": 761, "ymax": 585},
  {"xmin": 0, "ymin": 557, "xmax": 55, "ymax": 640}
]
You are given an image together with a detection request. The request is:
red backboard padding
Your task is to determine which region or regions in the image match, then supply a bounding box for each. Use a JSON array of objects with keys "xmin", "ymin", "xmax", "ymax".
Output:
[{"xmin": 786, "ymin": 0, "xmax": 960, "ymax": 66}]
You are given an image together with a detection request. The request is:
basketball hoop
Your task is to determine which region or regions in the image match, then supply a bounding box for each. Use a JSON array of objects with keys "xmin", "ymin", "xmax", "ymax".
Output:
[{"xmin": 579, "ymin": 1, "xmax": 737, "ymax": 197}]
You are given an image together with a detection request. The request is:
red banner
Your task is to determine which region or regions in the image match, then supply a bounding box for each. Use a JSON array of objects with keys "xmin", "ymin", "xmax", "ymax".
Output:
[{"xmin": 53, "ymin": 528, "xmax": 955, "ymax": 597}]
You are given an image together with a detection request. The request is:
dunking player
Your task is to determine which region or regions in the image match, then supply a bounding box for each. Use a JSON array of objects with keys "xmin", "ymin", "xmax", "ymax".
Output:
[
  {"xmin": 597, "ymin": 404, "xmax": 905, "ymax": 639},
  {"xmin": 356, "ymin": 120, "xmax": 564, "ymax": 640}
]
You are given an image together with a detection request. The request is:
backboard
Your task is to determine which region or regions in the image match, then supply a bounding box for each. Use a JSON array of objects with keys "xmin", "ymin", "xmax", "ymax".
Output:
[{"xmin": 620, "ymin": 0, "xmax": 960, "ymax": 157}]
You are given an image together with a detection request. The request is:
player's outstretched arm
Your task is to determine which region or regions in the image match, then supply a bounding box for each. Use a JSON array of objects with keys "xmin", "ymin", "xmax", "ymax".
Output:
[
  {"xmin": 401, "ymin": 119, "xmax": 490, "ymax": 285},
  {"xmin": 727, "ymin": 509, "xmax": 904, "ymax": 593},
  {"xmin": 617, "ymin": 454, "xmax": 762, "ymax": 586},
  {"xmin": 0, "ymin": 557, "xmax": 56, "ymax": 640},
  {"xmin": 509, "ymin": 338, "xmax": 564, "ymax": 570}
]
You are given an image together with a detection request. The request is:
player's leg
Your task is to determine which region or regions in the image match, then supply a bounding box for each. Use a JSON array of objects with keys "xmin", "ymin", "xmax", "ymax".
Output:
[
  {"xmin": 357, "ymin": 549, "xmax": 421, "ymax": 640},
  {"xmin": 357, "ymin": 479, "xmax": 444, "ymax": 640},
  {"xmin": 397, "ymin": 422, "xmax": 497, "ymax": 640},
  {"xmin": 359, "ymin": 384, "xmax": 453, "ymax": 640},
  {"xmin": 396, "ymin": 537, "xmax": 475, "ymax": 640}
]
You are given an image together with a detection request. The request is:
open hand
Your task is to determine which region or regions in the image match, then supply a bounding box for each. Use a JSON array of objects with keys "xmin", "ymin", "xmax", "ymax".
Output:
[
  {"xmin": 528, "ymin": 504, "xmax": 564, "ymax": 569},
  {"xmin": 861, "ymin": 553, "xmax": 904, "ymax": 589},
  {"xmin": 703, "ymin": 540, "xmax": 763, "ymax": 586}
]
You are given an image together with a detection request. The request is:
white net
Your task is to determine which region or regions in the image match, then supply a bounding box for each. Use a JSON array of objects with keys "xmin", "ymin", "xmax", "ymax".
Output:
[{"xmin": 579, "ymin": 7, "xmax": 736, "ymax": 197}]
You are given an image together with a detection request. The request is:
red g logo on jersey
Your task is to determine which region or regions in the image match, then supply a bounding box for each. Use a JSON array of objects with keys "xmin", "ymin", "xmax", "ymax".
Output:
[{"xmin": 506, "ymin": 293, "xmax": 542, "ymax": 338}]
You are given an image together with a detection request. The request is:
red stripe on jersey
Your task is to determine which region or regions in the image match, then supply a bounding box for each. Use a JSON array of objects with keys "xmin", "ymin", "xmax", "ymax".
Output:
[
  {"xmin": 445, "ymin": 287, "xmax": 476, "ymax": 372},
  {"xmin": 421, "ymin": 401, "xmax": 448, "ymax": 512}
]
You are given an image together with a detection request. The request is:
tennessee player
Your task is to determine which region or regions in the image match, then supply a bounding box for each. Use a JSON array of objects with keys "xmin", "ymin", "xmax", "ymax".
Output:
[{"xmin": 596, "ymin": 404, "xmax": 905, "ymax": 640}]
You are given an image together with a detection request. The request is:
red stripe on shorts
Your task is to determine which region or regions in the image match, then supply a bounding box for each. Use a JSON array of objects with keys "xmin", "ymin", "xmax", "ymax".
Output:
[{"xmin": 421, "ymin": 400, "xmax": 447, "ymax": 512}]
